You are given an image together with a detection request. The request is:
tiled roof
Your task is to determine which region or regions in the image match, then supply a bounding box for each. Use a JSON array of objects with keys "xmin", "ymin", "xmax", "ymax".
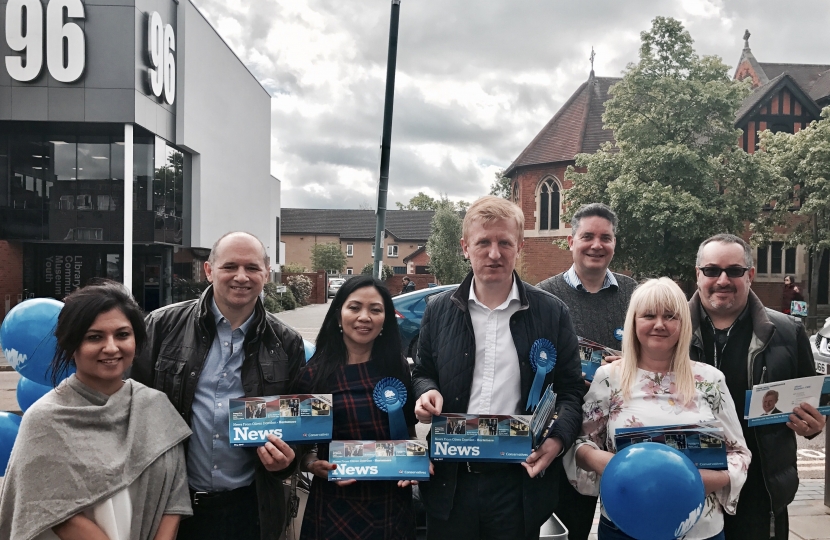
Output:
[
  {"xmin": 758, "ymin": 63, "xmax": 830, "ymax": 94},
  {"xmin": 403, "ymin": 245, "xmax": 426, "ymax": 263},
  {"xmin": 735, "ymin": 73, "xmax": 823, "ymax": 125},
  {"xmin": 282, "ymin": 209, "xmax": 435, "ymax": 240},
  {"xmin": 504, "ymin": 75, "xmax": 620, "ymax": 175}
]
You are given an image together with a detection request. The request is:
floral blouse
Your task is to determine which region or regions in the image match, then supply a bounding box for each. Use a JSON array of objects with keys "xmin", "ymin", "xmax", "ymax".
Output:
[{"xmin": 563, "ymin": 362, "xmax": 751, "ymax": 540}]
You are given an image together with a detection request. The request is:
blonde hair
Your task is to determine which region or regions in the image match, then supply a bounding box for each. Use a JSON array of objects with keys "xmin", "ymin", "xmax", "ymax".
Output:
[
  {"xmin": 618, "ymin": 278, "xmax": 695, "ymax": 404},
  {"xmin": 462, "ymin": 196, "xmax": 525, "ymax": 243}
]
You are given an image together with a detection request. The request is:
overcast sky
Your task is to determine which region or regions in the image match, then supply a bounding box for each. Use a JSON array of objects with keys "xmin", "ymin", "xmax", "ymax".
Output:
[{"xmin": 191, "ymin": 0, "xmax": 830, "ymax": 210}]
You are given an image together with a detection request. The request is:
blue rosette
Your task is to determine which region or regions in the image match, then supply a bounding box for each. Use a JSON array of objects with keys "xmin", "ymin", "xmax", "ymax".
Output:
[
  {"xmin": 373, "ymin": 377, "xmax": 409, "ymax": 440},
  {"xmin": 526, "ymin": 339, "xmax": 557, "ymax": 412}
]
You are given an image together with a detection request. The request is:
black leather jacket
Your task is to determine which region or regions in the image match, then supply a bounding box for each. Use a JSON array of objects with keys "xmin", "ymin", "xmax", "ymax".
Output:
[
  {"xmin": 690, "ymin": 290, "xmax": 816, "ymax": 514},
  {"xmin": 131, "ymin": 285, "xmax": 305, "ymax": 540},
  {"xmin": 412, "ymin": 271, "xmax": 585, "ymax": 528}
]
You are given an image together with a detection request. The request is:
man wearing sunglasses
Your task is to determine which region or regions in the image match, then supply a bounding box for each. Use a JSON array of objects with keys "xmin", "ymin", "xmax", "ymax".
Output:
[{"xmin": 689, "ymin": 233, "xmax": 824, "ymax": 540}]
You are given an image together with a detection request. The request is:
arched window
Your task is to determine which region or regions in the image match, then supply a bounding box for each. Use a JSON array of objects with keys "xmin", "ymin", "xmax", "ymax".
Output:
[{"xmin": 537, "ymin": 178, "xmax": 560, "ymax": 231}]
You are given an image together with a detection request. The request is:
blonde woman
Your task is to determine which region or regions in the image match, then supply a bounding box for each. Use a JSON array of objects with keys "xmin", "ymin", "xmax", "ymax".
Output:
[{"xmin": 565, "ymin": 278, "xmax": 751, "ymax": 540}]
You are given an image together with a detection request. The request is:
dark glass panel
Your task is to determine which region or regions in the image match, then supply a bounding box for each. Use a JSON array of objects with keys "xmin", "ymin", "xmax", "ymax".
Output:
[
  {"xmin": 539, "ymin": 183, "xmax": 549, "ymax": 230},
  {"xmin": 785, "ymin": 247, "xmax": 796, "ymax": 275},
  {"xmin": 757, "ymin": 246, "xmax": 768, "ymax": 274},
  {"xmin": 551, "ymin": 185, "xmax": 560, "ymax": 228},
  {"xmin": 771, "ymin": 241, "xmax": 783, "ymax": 274}
]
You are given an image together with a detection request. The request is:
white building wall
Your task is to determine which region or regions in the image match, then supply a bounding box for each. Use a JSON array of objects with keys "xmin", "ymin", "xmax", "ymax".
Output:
[{"xmin": 175, "ymin": 0, "xmax": 272, "ymax": 250}]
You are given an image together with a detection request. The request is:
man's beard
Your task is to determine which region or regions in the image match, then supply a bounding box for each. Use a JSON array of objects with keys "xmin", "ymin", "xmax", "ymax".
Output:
[{"xmin": 706, "ymin": 285, "xmax": 737, "ymax": 311}]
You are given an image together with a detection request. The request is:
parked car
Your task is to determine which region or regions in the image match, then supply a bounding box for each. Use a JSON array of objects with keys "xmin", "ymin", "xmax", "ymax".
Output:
[
  {"xmin": 811, "ymin": 317, "xmax": 830, "ymax": 374},
  {"xmin": 393, "ymin": 284, "xmax": 458, "ymax": 363},
  {"xmin": 328, "ymin": 277, "xmax": 346, "ymax": 298}
]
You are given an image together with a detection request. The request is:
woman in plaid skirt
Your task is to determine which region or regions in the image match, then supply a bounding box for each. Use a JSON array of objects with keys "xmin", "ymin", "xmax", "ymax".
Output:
[{"xmin": 294, "ymin": 275, "xmax": 418, "ymax": 539}]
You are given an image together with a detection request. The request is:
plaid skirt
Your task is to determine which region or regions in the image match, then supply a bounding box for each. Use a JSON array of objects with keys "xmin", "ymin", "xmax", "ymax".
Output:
[{"xmin": 300, "ymin": 477, "xmax": 415, "ymax": 539}]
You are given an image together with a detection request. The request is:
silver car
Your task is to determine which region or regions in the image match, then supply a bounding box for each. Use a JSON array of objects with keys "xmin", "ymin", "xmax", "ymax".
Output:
[
  {"xmin": 328, "ymin": 278, "xmax": 346, "ymax": 298},
  {"xmin": 811, "ymin": 317, "xmax": 830, "ymax": 375}
]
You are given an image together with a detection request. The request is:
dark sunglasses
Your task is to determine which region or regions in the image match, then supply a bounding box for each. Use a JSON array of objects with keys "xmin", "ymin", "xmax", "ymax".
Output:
[{"xmin": 698, "ymin": 266, "xmax": 750, "ymax": 278}]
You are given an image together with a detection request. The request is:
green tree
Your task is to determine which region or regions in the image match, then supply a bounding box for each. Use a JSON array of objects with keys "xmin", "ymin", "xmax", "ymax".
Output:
[
  {"xmin": 281, "ymin": 262, "xmax": 306, "ymax": 273},
  {"xmin": 309, "ymin": 242, "xmax": 347, "ymax": 273},
  {"xmin": 426, "ymin": 198, "xmax": 470, "ymax": 284},
  {"xmin": 396, "ymin": 192, "xmax": 469, "ymax": 211},
  {"xmin": 563, "ymin": 16, "xmax": 770, "ymax": 282},
  {"xmin": 396, "ymin": 192, "xmax": 439, "ymax": 210},
  {"xmin": 361, "ymin": 262, "xmax": 394, "ymax": 280},
  {"xmin": 489, "ymin": 170, "xmax": 512, "ymax": 199},
  {"xmin": 755, "ymin": 108, "xmax": 830, "ymax": 329}
]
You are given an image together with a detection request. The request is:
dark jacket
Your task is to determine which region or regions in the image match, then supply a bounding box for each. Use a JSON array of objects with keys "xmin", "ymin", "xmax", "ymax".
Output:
[
  {"xmin": 131, "ymin": 285, "xmax": 305, "ymax": 540},
  {"xmin": 689, "ymin": 290, "xmax": 816, "ymax": 514},
  {"xmin": 411, "ymin": 271, "xmax": 585, "ymax": 529}
]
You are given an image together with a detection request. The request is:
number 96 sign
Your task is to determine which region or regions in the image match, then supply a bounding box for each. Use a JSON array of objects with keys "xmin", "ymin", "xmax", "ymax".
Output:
[{"xmin": 3, "ymin": 0, "xmax": 175, "ymax": 105}]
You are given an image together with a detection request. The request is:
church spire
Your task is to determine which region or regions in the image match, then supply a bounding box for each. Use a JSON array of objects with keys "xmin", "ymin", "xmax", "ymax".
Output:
[{"xmin": 589, "ymin": 47, "xmax": 596, "ymax": 80}]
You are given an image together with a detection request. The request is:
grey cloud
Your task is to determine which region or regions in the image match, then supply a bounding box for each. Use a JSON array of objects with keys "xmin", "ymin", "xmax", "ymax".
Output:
[{"xmin": 192, "ymin": 0, "xmax": 830, "ymax": 209}]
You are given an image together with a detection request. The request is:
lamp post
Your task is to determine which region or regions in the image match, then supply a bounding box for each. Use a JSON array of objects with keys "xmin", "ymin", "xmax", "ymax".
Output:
[{"xmin": 372, "ymin": 0, "xmax": 401, "ymax": 280}]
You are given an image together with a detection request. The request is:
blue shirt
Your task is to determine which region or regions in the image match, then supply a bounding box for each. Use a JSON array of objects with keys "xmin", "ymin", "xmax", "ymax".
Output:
[
  {"xmin": 186, "ymin": 299, "xmax": 256, "ymax": 492},
  {"xmin": 563, "ymin": 265, "xmax": 618, "ymax": 293}
]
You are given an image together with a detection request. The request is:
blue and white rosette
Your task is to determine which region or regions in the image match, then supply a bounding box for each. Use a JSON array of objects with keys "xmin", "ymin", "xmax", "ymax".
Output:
[
  {"xmin": 526, "ymin": 339, "xmax": 557, "ymax": 412},
  {"xmin": 373, "ymin": 377, "xmax": 409, "ymax": 440}
]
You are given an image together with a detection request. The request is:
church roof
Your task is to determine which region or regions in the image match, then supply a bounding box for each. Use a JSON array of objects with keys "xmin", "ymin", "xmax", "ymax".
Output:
[{"xmin": 504, "ymin": 75, "xmax": 620, "ymax": 176}]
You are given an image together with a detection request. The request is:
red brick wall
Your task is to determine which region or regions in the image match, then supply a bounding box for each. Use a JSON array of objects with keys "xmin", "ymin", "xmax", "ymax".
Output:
[
  {"xmin": 520, "ymin": 237, "xmax": 572, "ymax": 285},
  {"xmin": 0, "ymin": 241, "xmax": 23, "ymax": 323},
  {"xmin": 282, "ymin": 270, "xmax": 327, "ymax": 304}
]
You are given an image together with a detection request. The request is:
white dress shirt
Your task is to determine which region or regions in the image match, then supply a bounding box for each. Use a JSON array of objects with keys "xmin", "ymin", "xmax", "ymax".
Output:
[{"xmin": 466, "ymin": 277, "xmax": 523, "ymax": 415}]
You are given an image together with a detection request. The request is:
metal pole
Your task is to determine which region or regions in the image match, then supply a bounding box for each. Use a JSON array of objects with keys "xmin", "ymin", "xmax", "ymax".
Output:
[
  {"xmin": 123, "ymin": 123, "xmax": 133, "ymax": 293},
  {"xmin": 372, "ymin": 0, "xmax": 401, "ymax": 280}
]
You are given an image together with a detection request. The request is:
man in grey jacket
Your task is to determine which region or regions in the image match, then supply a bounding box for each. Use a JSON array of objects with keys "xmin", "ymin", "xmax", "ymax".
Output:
[
  {"xmin": 536, "ymin": 203, "xmax": 635, "ymax": 540},
  {"xmin": 690, "ymin": 233, "xmax": 824, "ymax": 539},
  {"xmin": 132, "ymin": 232, "xmax": 305, "ymax": 540}
]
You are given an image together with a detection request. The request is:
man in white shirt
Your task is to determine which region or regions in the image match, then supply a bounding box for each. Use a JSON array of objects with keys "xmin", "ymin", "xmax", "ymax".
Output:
[{"xmin": 412, "ymin": 196, "xmax": 585, "ymax": 540}]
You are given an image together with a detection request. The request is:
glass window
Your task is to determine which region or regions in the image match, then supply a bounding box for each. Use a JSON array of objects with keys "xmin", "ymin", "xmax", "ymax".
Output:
[
  {"xmin": 346, "ymin": 244, "xmax": 353, "ymax": 256},
  {"xmin": 785, "ymin": 248, "xmax": 796, "ymax": 274},
  {"xmin": 757, "ymin": 246, "xmax": 768, "ymax": 274},
  {"xmin": 771, "ymin": 242, "xmax": 783, "ymax": 274},
  {"xmin": 538, "ymin": 179, "xmax": 560, "ymax": 231},
  {"xmin": 393, "ymin": 266, "xmax": 406, "ymax": 274},
  {"xmin": 77, "ymin": 139, "xmax": 110, "ymax": 181},
  {"xmin": 388, "ymin": 245, "xmax": 398, "ymax": 257},
  {"xmin": 346, "ymin": 267, "xmax": 353, "ymax": 275}
]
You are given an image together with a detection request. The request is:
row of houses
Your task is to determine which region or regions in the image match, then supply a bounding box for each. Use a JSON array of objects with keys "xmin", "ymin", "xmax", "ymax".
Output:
[
  {"xmin": 282, "ymin": 32, "xmax": 830, "ymax": 311},
  {"xmin": 282, "ymin": 209, "xmax": 433, "ymax": 276}
]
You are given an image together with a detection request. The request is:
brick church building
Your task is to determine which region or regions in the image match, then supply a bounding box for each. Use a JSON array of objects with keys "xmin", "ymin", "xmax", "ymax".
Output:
[{"xmin": 505, "ymin": 32, "xmax": 830, "ymax": 311}]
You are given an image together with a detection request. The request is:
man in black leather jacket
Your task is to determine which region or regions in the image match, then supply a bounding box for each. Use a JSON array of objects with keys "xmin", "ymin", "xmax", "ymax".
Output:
[
  {"xmin": 690, "ymin": 234, "xmax": 824, "ymax": 540},
  {"xmin": 412, "ymin": 196, "xmax": 584, "ymax": 540},
  {"xmin": 132, "ymin": 232, "xmax": 304, "ymax": 540}
]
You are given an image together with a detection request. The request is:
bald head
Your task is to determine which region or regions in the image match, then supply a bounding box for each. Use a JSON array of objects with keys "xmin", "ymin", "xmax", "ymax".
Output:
[{"xmin": 209, "ymin": 231, "xmax": 269, "ymax": 267}]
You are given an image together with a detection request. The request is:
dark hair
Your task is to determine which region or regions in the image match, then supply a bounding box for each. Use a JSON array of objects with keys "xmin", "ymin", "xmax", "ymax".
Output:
[
  {"xmin": 299, "ymin": 275, "xmax": 409, "ymax": 393},
  {"xmin": 784, "ymin": 275, "xmax": 795, "ymax": 284},
  {"xmin": 571, "ymin": 203, "xmax": 618, "ymax": 235},
  {"xmin": 695, "ymin": 233, "xmax": 753, "ymax": 268},
  {"xmin": 50, "ymin": 279, "xmax": 147, "ymax": 387}
]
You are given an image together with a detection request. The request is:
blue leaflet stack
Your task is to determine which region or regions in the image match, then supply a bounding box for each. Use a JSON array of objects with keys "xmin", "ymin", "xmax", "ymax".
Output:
[
  {"xmin": 614, "ymin": 423, "xmax": 728, "ymax": 469},
  {"xmin": 328, "ymin": 440, "xmax": 431, "ymax": 481},
  {"xmin": 430, "ymin": 414, "xmax": 533, "ymax": 462},
  {"xmin": 228, "ymin": 394, "xmax": 333, "ymax": 446}
]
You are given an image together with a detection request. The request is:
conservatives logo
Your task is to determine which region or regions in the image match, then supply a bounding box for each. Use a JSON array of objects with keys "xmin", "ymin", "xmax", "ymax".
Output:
[
  {"xmin": 433, "ymin": 442, "xmax": 481, "ymax": 457},
  {"xmin": 232, "ymin": 427, "xmax": 283, "ymax": 442}
]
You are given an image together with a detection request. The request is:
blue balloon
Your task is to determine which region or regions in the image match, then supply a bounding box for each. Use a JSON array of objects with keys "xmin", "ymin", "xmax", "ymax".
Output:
[
  {"xmin": 0, "ymin": 298, "xmax": 64, "ymax": 386},
  {"xmin": 303, "ymin": 339, "xmax": 315, "ymax": 362},
  {"xmin": 0, "ymin": 411, "xmax": 22, "ymax": 472},
  {"xmin": 601, "ymin": 442, "xmax": 705, "ymax": 540},
  {"xmin": 16, "ymin": 376, "xmax": 52, "ymax": 412}
]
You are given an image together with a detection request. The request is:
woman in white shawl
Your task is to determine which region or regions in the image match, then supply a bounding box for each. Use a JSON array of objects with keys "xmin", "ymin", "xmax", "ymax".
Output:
[{"xmin": 0, "ymin": 280, "xmax": 192, "ymax": 540}]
